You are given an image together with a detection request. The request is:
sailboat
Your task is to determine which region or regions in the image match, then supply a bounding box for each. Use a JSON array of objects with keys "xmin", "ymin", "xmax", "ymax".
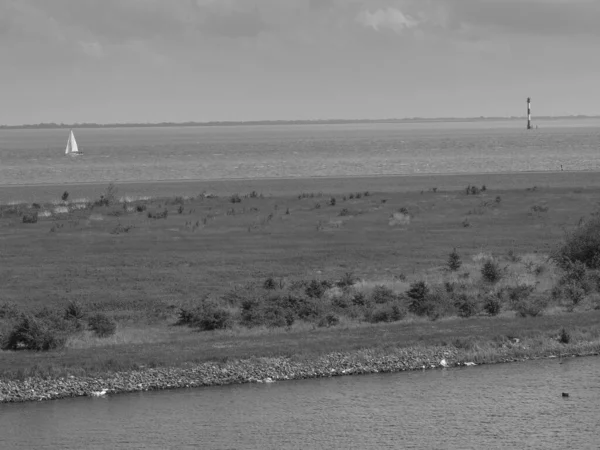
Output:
[{"xmin": 65, "ymin": 129, "xmax": 83, "ymax": 156}]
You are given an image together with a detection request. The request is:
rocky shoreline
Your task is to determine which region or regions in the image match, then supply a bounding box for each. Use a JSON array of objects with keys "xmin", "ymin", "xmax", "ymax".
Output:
[{"xmin": 1, "ymin": 344, "xmax": 599, "ymax": 404}]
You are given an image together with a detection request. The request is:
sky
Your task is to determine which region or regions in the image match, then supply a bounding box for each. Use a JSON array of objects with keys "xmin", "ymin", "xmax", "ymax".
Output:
[{"xmin": 1, "ymin": 0, "xmax": 600, "ymax": 125}]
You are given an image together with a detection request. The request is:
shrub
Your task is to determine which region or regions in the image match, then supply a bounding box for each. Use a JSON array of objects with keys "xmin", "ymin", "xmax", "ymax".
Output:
[
  {"xmin": 263, "ymin": 277, "xmax": 277, "ymax": 290},
  {"xmin": 406, "ymin": 281, "xmax": 429, "ymax": 313},
  {"xmin": 352, "ymin": 291, "xmax": 368, "ymax": 306},
  {"xmin": 230, "ymin": 194, "xmax": 242, "ymax": 203},
  {"xmin": 305, "ymin": 279, "xmax": 327, "ymax": 299},
  {"xmin": 136, "ymin": 204, "xmax": 147, "ymax": 212},
  {"xmin": 329, "ymin": 197, "xmax": 336, "ymax": 206},
  {"xmin": 455, "ymin": 293, "xmax": 480, "ymax": 318},
  {"xmin": 64, "ymin": 300, "xmax": 85, "ymax": 329},
  {"xmin": 61, "ymin": 191, "xmax": 69, "ymax": 201},
  {"xmin": 178, "ymin": 205, "xmax": 184, "ymax": 214},
  {"xmin": 553, "ymin": 216, "xmax": 600, "ymax": 269},
  {"xmin": 447, "ymin": 248, "xmax": 462, "ymax": 271},
  {"xmin": 506, "ymin": 284, "xmax": 535, "ymax": 305},
  {"xmin": 318, "ymin": 313, "xmax": 339, "ymax": 328},
  {"xmin": 370, "ymin": 285, "xmax": 398, "ymax": 304},
  {"xmin": 563, "ymin": 283, "xmax": 585, "ymax": 309},
  {"xmin": 368, "ymin": 302, "xmax": 407, "ymax": 323},
  {"xmin": 484, "ymin": 296, "xmax": 502, "ymax": 316},
  {"xmin": 88, "ymin": 313, "xmax": 117, "ymax": 337},
  {"xmin": 481, "ymin": 260, "xmax": 503, "ymax": 283},
  {"xmin": 515, "ymin": 295, "xmax": 549, "ymax": 318},
  {"xmin": 2, "ymin": 315, "xmax": 66, "ymax": 351},
  {"xmin": 147, "ymin": 209, "xmax": 168, "ymax": 219},
  {"xmin": 336, "ymin": 272, "xmax": 357, "ymax": 288},
  {"xmin": 22, "ymin": 212, "xmax": 38, "ymax": 224},
  {"xmin": 558, "ymin": 328, "xmax": 571, "ymax": 344}
]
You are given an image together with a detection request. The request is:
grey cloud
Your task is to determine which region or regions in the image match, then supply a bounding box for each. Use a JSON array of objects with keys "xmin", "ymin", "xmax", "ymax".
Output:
[
  {"xmin": 200, "ymin": 7, "xmax": 267, "ymax": 38},
  {"xmin": 438, "ymin": 0, "xmax": 600, "ymax": 36}
]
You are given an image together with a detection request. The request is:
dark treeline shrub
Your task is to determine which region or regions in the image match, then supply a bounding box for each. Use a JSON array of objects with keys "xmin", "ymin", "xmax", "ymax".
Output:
[
  {"xmin": 88, "ymin": 313, "xmax": 117, "ymax": 337},
  {"xmin": 135, "ymin": 204, "xmax": 147, "ymax": 212},
  {"xmin": 553, "ymin": 216, "xmax": 600, "ymax": 269},
  {"xmin": 61, "ymin": 191, "xmax": 69, "ymax": 201}
]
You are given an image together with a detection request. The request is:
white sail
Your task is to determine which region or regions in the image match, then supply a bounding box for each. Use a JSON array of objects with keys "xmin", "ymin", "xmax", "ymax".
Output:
[{"xmin": 65, "ymin": 130, "xmax": 81, "ymax": 155}]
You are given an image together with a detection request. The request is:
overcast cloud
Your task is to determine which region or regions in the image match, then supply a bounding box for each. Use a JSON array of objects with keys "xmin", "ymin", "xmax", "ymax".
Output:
[{"xmin": 1, "ymin": 0, "xmax": 599, "ymax": 124}]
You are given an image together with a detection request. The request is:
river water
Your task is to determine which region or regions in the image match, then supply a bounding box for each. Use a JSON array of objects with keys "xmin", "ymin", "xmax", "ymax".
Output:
[{"xmin": 1, "ymin": 357, "xmax": 598, "ymax": 449}]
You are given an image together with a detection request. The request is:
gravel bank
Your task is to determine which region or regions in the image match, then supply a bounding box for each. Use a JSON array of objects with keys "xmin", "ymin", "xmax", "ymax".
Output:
[{"xmin": 1, "ymin": 344, "xmax": 599, "ymax": 404}]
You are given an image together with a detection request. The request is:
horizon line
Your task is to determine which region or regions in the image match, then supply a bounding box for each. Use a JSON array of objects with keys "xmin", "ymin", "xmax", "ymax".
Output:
[{"xmin": 1, "ymin": 114, "xmax": 599, "ymax": 130}]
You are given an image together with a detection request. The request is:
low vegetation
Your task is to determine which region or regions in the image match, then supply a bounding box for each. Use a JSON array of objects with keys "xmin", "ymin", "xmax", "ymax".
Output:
[{"xmin": 1, "ymin": 180, "xmax": 600, "ymax": 379}]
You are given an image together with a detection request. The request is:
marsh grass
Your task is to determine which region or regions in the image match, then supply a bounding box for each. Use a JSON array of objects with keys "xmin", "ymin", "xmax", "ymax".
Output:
[{"xmin": 3, "ymin": 182, "xmax": 600, "ymax": 378}]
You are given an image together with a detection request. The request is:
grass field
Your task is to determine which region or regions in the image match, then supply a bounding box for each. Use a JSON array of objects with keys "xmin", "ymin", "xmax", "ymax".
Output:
[{"xmin": 1, "ymin": 173, "xmax": 600, "ymax": 379}]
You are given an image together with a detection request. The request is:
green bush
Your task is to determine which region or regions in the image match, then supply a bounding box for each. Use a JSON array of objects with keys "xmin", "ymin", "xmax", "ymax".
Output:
[
  {"xmin": 484, "ymin": 296, "xmax": 502, "ymax": 316},
  {"xmin": 406, "ymin": 281, "xmax": 430, "ymax": 314},
  {"xmin": 455, "ymin": 293, "xmax": 480, "ymax": 318},
  {"xmin": 368, "ymin": 302, "xmax": 407, "ymax": 323},
  {"xmin": 506, "ymin": 284, "xmax": 535, "ymax": 306},
  {"xmin": 2, "ymin": 314, "xmax": 66, "ymax": 351},
  {"xmin": 22, "ymin": 212, "xmax": 38, "ymax": 224},
  {"xmin": 481, "ymin": 260, "xmax": 503, "ymax": 283},
  {"xmin": 515, "ymin": 295, "xmax": 549, "ymax": 318},
  {"xmin": 558, "ymin": 328, "xmax": 571, "ymax": 344},
  {"xmin": 370, "ymin": 285, "xmax": 398, "ymax": 304},
  {"xmin": 318, "ymin": 313, "xmax": 340, "ymax": 328},
  {"xmin": 447, "ymin": 248, "xmax": 462, "ymax": 271},
  {"xmin": 88, "ymin": 313, "xmax": 117, "ymax": 337},
  {"xmin": 553, "ymin": 216, "xmax": 600, "ymax": 269}
]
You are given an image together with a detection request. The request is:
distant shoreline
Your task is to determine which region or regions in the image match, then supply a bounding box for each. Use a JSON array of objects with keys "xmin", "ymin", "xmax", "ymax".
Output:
[{"xmin": 1, "ymin": 115, "xmax": 599, "ymax": 130}]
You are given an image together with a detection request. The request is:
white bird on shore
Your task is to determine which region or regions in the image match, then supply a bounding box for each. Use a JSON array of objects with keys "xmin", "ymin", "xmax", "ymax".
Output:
[
  {"xmin": 464, "ymin": 362, "xmax": 477, "ymax": 367},
  {"xmin": 91, "ymin": 389, "xmax": 108, "ymax": 397},
  {"xmin": 440, "ymin": 359, "xmax": 449, "ymax": 368}
]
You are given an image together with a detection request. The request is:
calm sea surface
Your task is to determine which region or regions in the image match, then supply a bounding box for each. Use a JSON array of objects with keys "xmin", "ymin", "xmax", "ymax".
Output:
[
  {"xmin": 1, "ymin": 356, "xmax": 599, "ymax": 449},
  {"xmin": 1, "ymin": 119, "xmax": 599, "ymax": 186}
]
